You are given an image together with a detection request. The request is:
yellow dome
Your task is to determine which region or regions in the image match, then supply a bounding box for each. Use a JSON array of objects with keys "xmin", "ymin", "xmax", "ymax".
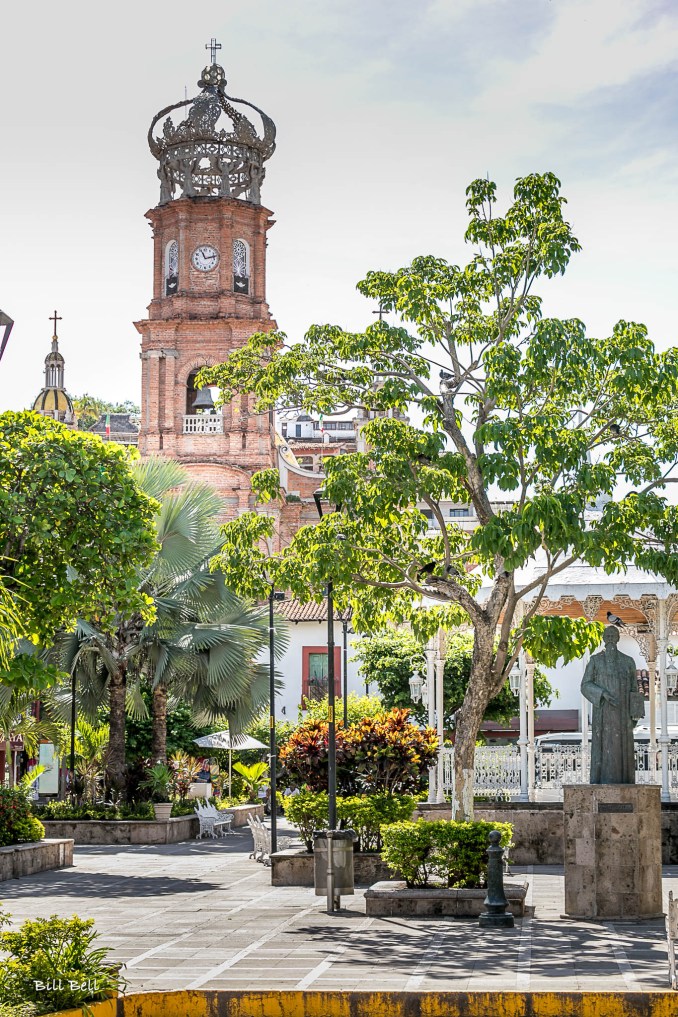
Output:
[{"xmin": 32, "ymin": 387, "xmax": 74, "ymax": 415}]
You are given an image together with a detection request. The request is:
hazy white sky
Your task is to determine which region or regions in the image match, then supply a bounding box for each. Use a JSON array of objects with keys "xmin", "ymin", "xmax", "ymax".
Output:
[{"xmin": 0, "ymin": 0, "xmax": 676, "ymax": 411}]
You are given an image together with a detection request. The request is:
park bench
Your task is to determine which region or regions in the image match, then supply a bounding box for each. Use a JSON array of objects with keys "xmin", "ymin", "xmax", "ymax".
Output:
[
  {"xmin": 194, "ymin": 801, "xmax": 234, "ymax": 840},
  {"xmin": 668, "ymin": 890, "xmax": 678, "ymax": 989},
  {"xmin": 247, "ymin": 813, "xmax": 294, "ymax": 865}
]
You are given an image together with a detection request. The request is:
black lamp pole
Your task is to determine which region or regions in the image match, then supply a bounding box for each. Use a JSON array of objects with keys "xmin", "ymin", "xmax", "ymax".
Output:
[
  {"xmin": 268, "ymin": 586, "xmax": 285, "ymax": 855},
  {"xmin": 69, "ymin": 671, "xmax": 76, "ymax": 804},
  {"xmin": 342, "ymin": 616, "xmax": 349, "ymax": 729}
]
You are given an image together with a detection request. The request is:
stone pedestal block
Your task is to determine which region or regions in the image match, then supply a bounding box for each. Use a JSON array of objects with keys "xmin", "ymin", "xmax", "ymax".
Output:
[{"xmin": 563, "ymin": 784, "xmax": 662, "ymax": 920}]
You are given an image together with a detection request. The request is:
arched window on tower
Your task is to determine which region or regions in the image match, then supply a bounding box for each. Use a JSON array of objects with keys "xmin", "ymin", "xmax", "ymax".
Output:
[
  {"xmin": 184, "ymin": 370, "xmax": 223, "ymax": 434},
  {"xmin": 165, "ymin": 240, "xmax": 178, "ymax": 296},
  {"xmin": 233, "ymin": 239, "xmax": 250, "ymax": 294}
]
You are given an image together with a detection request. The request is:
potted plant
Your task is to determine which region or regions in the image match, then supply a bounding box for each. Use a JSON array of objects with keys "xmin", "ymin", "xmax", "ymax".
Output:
[{"xmin": 140, "ymin": 763, "xmax": 174, "ymax": 821}]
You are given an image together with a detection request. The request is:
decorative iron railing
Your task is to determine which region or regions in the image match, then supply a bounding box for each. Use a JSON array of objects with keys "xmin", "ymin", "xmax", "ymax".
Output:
[
  {"xmin": 440, "ymin": 744, "xmax": 678, "ymax": 798},
  {"xmin": 183, "ymin": 414, "xmax": 224, "ymax": 434}
]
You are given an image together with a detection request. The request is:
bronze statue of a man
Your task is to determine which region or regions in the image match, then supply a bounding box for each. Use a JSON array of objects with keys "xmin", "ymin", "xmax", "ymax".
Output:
[{"xmin": 581, "ymin": 625, "xmax": 646, "ymax": 784}]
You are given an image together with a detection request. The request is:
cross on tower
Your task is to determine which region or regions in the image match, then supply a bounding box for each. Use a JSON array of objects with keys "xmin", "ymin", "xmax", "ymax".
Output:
[
  {"xmin": 205, "ymin": 38, "xmax": 222, "ymax": 65},
  {"xmin": 49, "ymin": 310, "xmax": 62, "ymax": 337},
  {"xmin": 372, "ymin": 303, "xmax": 386, "ymax": 322}
]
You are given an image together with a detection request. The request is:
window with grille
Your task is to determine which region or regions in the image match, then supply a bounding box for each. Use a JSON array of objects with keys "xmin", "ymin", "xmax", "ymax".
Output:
[
  {"xmin": 165, "ymin": 240, "xmax": 178, "ymax": 296},
  {"xmin": 233, "ymin": 239, "xmax": 249, "ymax": 294}
]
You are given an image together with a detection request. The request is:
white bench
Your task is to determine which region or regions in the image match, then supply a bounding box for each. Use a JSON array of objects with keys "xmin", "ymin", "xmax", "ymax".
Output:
[
  {"xmin": 194, "ymin": 802, "xmax": 234, "ymax": 839},
  {"xmin": 668, "ymin": 889, "xmax": 678, "ymax": 989},
  {"xmin": 247, "ymin": 813, "xmax": 295, "ymax": 865}
]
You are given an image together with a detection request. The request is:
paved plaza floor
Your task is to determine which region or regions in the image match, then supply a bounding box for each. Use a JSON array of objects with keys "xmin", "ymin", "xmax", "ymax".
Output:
[{"xmin": 1, "ymin": 827, "xmax": 676, "ymax": 994}]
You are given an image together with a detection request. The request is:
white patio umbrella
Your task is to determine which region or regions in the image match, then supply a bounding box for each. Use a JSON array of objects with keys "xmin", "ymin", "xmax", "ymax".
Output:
[{"xmin": 193, "ymin": 731, "xmax": 267, "ymax": 798}]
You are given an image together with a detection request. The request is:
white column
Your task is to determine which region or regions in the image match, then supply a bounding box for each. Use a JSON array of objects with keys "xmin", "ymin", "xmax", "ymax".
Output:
[
  {"xmin": 658, "ymin": 599, "xmax": 670, "ymax": 802},
  {"xmin": 649, "ymin": 652, "xmax": 658, "ymax": 771},
  {"xmin": 517, "ymin": 650, "xmax": 528, "ymax": 801},
  {"xmin": 526, "ymin": 657, "xmax": 536, "ymax": 800},
  {"xmin": 580, "ymin": 650, "xmax": 590, "ymax": 783},
  {"xmin": 435, "ymin": 640, "xmax": 446, "ymax": 805},
  {"xmin": 425, "ymin": 642, "xmax": 436, "ymax": 804}
]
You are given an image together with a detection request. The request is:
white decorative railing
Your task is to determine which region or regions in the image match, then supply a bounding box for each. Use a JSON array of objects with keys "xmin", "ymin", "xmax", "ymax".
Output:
[
  {"xmin": 441, "ymin": 744, "xmax": 678, "ymax": 798},
  {"xmin": 183, "ymin": 414, "xmax": 224, "ymax": 434}
]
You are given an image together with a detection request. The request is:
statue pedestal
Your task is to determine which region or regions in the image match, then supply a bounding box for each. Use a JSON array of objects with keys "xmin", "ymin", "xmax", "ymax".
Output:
[{"xmin": 563, "ymin": 784, "xmax": 663, "ymax": 920}]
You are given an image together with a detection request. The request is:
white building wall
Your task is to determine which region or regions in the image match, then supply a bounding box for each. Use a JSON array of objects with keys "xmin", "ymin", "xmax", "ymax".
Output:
[{"xmin": 274, "ymin": 617, "xmax": 367, "ymax": 719}]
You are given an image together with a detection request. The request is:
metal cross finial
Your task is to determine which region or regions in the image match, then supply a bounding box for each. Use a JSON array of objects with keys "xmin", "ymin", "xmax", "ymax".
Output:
[
  {"xmin": 372, "ymin": 303, "xmax": 386, "ymax": 322},
  {"xmin": 49, "ymin": 310, "xmax": 62, "ymax": 337},
  {"xmin": 205, "ymin": 38, "xmax": 222, "ymax": 65}
]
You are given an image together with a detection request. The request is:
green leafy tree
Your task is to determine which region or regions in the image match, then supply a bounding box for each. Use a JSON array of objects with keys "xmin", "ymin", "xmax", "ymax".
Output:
[
  {"xmin": 0, "ymin": 411, "xmax": 156, "ymax": 647},
  {"xmin": 300, "ymin": 691, "xmax": 386, "ymax": 725},
  {"xmin": 354, "ymin": 629, "xmax": 553, "ymax": 728},
  {"xmin": 199, "ymin": 172, "xmax": 678, "ymax": 818}
]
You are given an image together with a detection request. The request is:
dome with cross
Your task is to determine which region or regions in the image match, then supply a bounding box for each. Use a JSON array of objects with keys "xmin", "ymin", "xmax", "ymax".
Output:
[
  {"xmin": 148, "ymin": 40, "xmax": 276, "ymax": 206},
  {"xmin": 31, "ymin": 311, "xmax": 75, "ymax": 426}
]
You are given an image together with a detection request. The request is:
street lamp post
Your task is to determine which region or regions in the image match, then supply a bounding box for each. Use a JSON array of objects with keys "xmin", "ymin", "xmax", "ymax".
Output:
[
  {"xmin": 314, "ymin": 490, "xmax": 339, "ymax": 912},
  {"xmin": 268, "ymin": 586, "xmax": 285, "ymax": 855},
  {"xmin": 341, "ymin": 614, "xmax": 350, "ymax": 729},
  {"xmin": 0, "ymin": 310, "xmax": 14, "ymax": 364}
]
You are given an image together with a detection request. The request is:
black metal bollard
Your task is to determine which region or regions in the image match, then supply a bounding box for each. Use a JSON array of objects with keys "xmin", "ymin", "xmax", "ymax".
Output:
[{"xmin": 478, "ymin": 829, "xmax": 515, "ymax": 928}]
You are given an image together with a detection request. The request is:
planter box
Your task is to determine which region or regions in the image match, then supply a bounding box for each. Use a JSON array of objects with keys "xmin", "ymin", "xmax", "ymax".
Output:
[
  {"xmin": 365, "ymin": 879, "xmax": 528, "ymax": 918},
  {"xmin": 41, "ymin": 804, "xmax": 264, "ymax": 845},
  {"xmin": 41, "ymin": 815, "xmax": 198, "ymax": 845},
  {"xmin": 0, "ymin": 838, "xmax": 73, "ymax": 882},
  {"xmin": 271, "ymin": 848, "xmax": 394, "ymax": 887}
]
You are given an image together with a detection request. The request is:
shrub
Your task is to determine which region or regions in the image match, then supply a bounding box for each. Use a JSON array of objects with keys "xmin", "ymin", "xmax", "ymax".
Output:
[
  {"xmin": 337, "ymin": 794, "xmax": 416, "ymax": 852},
  {"xmin": 279, "ymin": 708, "xmax": 437, "ymax": 794},
  {"xmin": 0, "ymin": 787, "xmax": 43, "ymax": 847},
  {"xmin": 0, "ymin": 912, "xmax": 124, "ymax": 1014},
  {"xmin": 281, "ymin": 790, "xmax": 416, "ymax": 853},
  {"xmin": 381, "ymin": 819, "xmax": 513, "ymax": 888},
  {"xmin": 281, "ymin": 790, "xmax": 329, "ymax": 851}
]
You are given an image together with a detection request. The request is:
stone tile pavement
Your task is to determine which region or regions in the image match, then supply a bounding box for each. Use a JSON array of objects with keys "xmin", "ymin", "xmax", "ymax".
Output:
[{"xmin": 1, "ymin": 826, "xmax": 676, "ymax": 993}]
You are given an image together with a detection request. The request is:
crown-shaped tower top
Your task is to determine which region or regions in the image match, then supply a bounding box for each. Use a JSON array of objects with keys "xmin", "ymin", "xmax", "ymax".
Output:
[{"xmin": 148, "ymin": 41, "xmax": 276, "ymax": 206}]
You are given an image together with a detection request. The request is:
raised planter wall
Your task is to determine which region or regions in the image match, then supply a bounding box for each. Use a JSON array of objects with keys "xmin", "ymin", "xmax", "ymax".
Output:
[
  {"xmin": 271, "ymin": 849, "xmax": 394, "ymax": 887},
  {"xmin": 41, "ymin": 804, "xmax": 264, "ymax": 846},
  {"xmin": 414, "ymin": 800, "xmax": 678, "ymax": 865},
  {"xmin": 0, "ymin": 838, "xmax": 73, "ymax": 882},
  {"xmin": 365, "ymin": 879, "xmax": 528, "ymax": 918}
]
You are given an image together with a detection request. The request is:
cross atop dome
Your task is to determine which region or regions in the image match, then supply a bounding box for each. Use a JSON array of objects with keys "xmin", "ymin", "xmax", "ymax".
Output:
[
  {"xmin": 205, "ymin": 37, "xmax": 222, "ymax": 65},
  {"xmin": 49, "ymin": 309, "xmax": 62, "ymax": 339}
]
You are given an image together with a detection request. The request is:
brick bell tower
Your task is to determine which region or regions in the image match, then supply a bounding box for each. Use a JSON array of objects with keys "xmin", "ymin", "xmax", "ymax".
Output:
[{"xmin": 135, "ymin": 42, "xmax": 278, "ymax": 518}]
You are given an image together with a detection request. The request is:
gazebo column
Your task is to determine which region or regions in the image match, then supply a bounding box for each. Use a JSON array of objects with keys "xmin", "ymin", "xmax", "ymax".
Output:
[
  {"xmin": 435, "ymin": 630, "xmax": 446, "ymax": 805},
  {"xmin": 658, "ymin": 599, "xmax": 670, "ymax": 801},
  {"xmin": 580, "ymin": 650, "xmax": 590, "ymax": 782},
  {"xmin": 526, "ymin": 656, "xmax": 536, "ymax": 801},
  {"xmin": 424, "ymin": 641, "xmax": 436, "ymax": 804},
  {"xmin": 517, "ymin": 649, "xmax": 528, "ymax": 801}
]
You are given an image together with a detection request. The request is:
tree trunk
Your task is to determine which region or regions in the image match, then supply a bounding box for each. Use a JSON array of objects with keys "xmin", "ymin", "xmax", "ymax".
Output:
[
  {"xmin": 151, "ymin": 683, "xmax": 168, "ymax": 763},
  {"xmin": 106, "ymin": 664, "xmax": 127, "ymax": 794},
  {"xmin": 453, "ymin": 623, "xmax": 496, "ymax": 821}
]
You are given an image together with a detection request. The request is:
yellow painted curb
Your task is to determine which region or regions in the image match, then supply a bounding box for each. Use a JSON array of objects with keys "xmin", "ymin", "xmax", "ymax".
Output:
[{"xmin": 45, "ymin": 989, "xmax": 678, "ymax": 1017}]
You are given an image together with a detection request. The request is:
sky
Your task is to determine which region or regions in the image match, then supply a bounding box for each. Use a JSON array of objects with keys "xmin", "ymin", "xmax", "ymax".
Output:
[{"xmin": 0, "ymin": 0, "xmax": 676, "ymax": 411}]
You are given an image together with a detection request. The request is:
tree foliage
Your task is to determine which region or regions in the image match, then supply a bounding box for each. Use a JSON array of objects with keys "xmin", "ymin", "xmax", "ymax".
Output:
[
  {"xmin": 0, "ymin": 411, "xmax": 157, "ymax": 646},
  {"xmin": 354, "ymin": 629, "xmax": 554, "ymax": 727},
  {"xmin": 200, "ymin": 172, "xmax": 678, "ymax": 816}
]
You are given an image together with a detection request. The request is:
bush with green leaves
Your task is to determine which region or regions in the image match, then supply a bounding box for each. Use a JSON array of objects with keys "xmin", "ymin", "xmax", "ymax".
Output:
[
  {"xmin": 281, "ymin": 790, "xmax": 330, "ymax": 851},
  {"xmin": 281, "ymin": 790, "xmax": 416, "ymax": 852},
  {"xmin": 337, "ymin": 793, "xmax": 416, "ymax": 852},
  {"xmin": 34, "ymin": 799, "xmax": 198, "ymax": 821},
  {"xmin": 0, "ymin": 787, "xmax": 44, "ymax": 847},
  {"xmin": 381, "ymin": 819, "xmax": 512, "ymax": 888},
  {"xmin": 0, "ymin": 911, "xmax": 123, "ymax": 1014}
]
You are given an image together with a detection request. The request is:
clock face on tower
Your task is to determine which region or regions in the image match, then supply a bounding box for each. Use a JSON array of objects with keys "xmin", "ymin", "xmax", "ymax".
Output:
[{"xmin": 191, "ymin": 245, "xmax": 220, "ymax": 272}]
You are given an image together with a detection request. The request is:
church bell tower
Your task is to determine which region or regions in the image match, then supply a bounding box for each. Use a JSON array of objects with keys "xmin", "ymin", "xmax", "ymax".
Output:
[{"xmin": 135, "ymin": 42, "xmax": 278, "ymax": 517}]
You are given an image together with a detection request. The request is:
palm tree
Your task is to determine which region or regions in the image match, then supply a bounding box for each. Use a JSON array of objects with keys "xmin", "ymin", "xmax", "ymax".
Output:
[{"xmin": 52, "ymin": 459, "xmax": 278, "ymax": 791}]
